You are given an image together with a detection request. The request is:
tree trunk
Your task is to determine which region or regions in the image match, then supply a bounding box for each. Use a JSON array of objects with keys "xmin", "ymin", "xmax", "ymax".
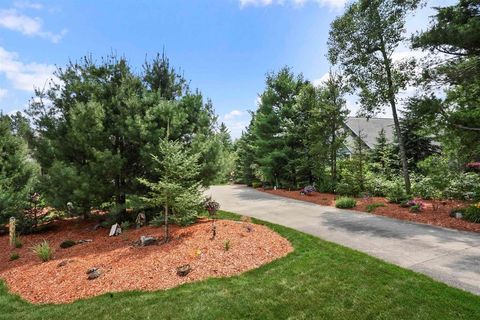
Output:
[
  {"xmin": 330, "ymin": 125, "xmax": 337, "ymax": 186},
  {"xmin": 380, "ymin": 46, "xmax": 411, "ymax": 194},
  {"xmin": 164, "ymin": 202, "xmax": 169, "ymax": 242}
]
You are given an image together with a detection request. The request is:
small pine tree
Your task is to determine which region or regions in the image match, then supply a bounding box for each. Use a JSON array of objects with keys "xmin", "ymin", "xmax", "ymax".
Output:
[
  {"xmin": 138, "ymin": 138, "xmax": 203, "ymax": 241},
  {"xmin": 0, "ymin": 114, "xmax": 38, "ymax": 227}
]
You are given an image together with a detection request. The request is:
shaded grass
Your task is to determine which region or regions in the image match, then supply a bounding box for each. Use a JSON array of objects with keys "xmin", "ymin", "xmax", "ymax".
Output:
[{"xmin": 1, "ymin": 211, "xmax": 480, "ymax": 319}]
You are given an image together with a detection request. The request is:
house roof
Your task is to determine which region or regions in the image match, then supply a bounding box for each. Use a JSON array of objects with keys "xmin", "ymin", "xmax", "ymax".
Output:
[{"xmin": 344, "ymin": 117, "xmax": 395, "ymax": 150}]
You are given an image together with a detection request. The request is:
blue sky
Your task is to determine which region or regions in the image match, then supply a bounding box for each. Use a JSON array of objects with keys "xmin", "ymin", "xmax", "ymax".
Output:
[{"xmin": 0, "ymin": 0, "xmax": 453, "ymax": 138}]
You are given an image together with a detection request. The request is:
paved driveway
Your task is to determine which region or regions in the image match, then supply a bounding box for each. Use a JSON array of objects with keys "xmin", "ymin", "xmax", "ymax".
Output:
[{"xmin": 207, "ymin": 185, "xmax": 480, "ymax": 295}]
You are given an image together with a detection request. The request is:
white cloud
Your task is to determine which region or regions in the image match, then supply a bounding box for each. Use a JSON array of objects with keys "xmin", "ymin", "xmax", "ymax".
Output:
[
  {"xmin": 13, "ymin": 1, "xmax": 44, "ymax": 10},
  {"xmin": 312, "ymin": 72, "xmax": 330, "ymax": 87},
  {"xmin": 0, "ymin": 88, "xmax": 7, "ymax": 101},
  {"xmin": 239, "ymin": 0, "xmax": 346, "ymax": 10},
  {"xmin": 0, "ymin": 46, "xmax": 56, "ymax": 92},
  {"xmin": 224, "ymin": 109, "xmax": 244, "ymax": 120},
  {"xmin": 221, "ymin": 109, "xmax": 250, "ymax": 139},
  {"xmin": 0, "ymin": 8, "xmax": 67, "ymax": 43}
]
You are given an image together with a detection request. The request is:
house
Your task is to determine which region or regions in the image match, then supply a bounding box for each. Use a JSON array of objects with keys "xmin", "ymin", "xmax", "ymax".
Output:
[{"xmin": 343, "ymin": 117, "xmax": 395, "ymax": 154}]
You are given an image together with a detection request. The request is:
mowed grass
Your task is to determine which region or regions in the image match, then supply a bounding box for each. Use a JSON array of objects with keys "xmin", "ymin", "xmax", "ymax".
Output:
[{"xmin": 1, "ymin": 211, "xmax": 480, "ymax": 319}]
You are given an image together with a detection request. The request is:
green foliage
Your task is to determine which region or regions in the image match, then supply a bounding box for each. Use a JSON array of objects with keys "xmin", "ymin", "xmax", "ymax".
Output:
[
  {"xmin": 335, "ymin": 197, "xmax": 357, "ymax": 209},
  {"xmin": 0, "ymin": 114, "xmax": 39, "ymax": 227},
  {"xmin": 31, "ymin": 241, "xmax": 54, "ymax": 262},
  {"xmin": 386, "ymin": 181, "xmax": 410, "ymax": 204},
  {"xmin": 139, "ymin": 138, "xmax": 203, "ymax": 240},
  {"xmin": 224, "ymin": 240, "xmax": 230, "ymax": 251},
  {"xmin": 120, "ymin": 221, "xmax": 131, "ymax": 230},
  {"xmin": 169, "ymin": 214, "xmax": 197, "ymax": 227},
  {"xmin": 9, "ymin": 252, "xmax": 20, "ymax": 261},
  {"xmin": 27, "ymin": 54, "xmax": 222, "ymax": 218},
  {"xmin": 13, "ymin": 237, "xmax": 22, "ymax": 249},
  {"xmin": 149, "ymin": 215, "xmax": 165, "ymax": 227},
  {"xmin": 412, "ymin": 1, "xmax": 480, "ymax": 162},
  {"xmin": 60, "ymin": 240, "xmax": 77, "ymax": 249},
  {"xmin": 409, "ymin": 205, "xmax": 422, "ymax": 213},
  {"xmin": 251, "ymin": 181, "xmax": 262, "ymax": 189},
  {"xmin": 463, "ymin": 205, "xmax": 480, "ymax": 223},
  {"xmin": 328, "ymin": 0, "xmax": 421, "ymax": 193},
  {"xmin": 366, "ymin": 203, "xmax": 386, "ymax": 213}
]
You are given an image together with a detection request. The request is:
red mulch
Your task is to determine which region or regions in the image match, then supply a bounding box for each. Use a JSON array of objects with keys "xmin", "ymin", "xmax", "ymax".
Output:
[
  {"xmin": 0, "ymin": 218, "xmax": 292, "ymax": 304},
  {"xmin": 261, "ymin": 189, "xmax": 480, "ymax": 233}
]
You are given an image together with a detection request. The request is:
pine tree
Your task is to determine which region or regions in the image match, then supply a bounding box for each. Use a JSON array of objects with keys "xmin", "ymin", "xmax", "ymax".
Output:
[
  {"xmin": 0, "ymin": 114, "xmax": 38, "ymax": 226},
  {"xmin": 370, "ymin": 128, "xmax": 398, "ymax": 178},
  {"xmin": 138, "ymin": 138, "xmax": 202, "ymax": 241}
]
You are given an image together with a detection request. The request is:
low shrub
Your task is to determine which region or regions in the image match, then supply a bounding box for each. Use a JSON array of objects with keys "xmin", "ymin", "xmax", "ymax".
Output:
[
  {"xmin": 170, "ymin": 214, "xmax": 197, "ymax": 227},
  {"xmin": 120, "ymin": 221, "xmax": 131, "ymax": 230},
  {"xmin": 10, "ymin": 252, "xmax": 20, "ymax": 261},
  {"xmin": 386, "ymin": 181, "xmax": 410, "ymax": 204},
  {"xmin": 251, "ymin": 181, "xmax": 262, "ymax": 189},
  {"xmin": 405, "ymin": 199, "xmax": 425, "ymax": 213},
  {"xmin": 366, "ymin": 203, "xmax": 386, "ymax": 213},
  {"xmin": 463, "ymin": 204, "xmax": 480, "ymax": 223},
  {"xmin": 335, "ymin": 197, "xmax": 357, "ymax": 209},
  {"xmin": 60, "ymin": 240, "xmax": 77, "ymax": 249},
  {"xmin": 149, "ymin": 215, "xmax": 165, "ymax": 227},
  {"xmin": 13, "ymin": 237, "xmax": 22, "ymax": 248},
  {"xmin": 224, "ymin": 240, "xmax": 230, "ymax": 251},
  {"xmin": 32, "ymin": 240, "xmax": 54, "ymax": 262},
  {"xmin": 300, "ymin": 185, "xmax": 316, "ymax": 195},
  {"xmin": 203, "ymin": 197, "xmax": 220, "ymax": 216}
]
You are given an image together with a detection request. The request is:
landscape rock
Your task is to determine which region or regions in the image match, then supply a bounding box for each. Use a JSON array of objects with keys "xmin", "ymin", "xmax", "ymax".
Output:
[
  {"xmin": 78, "ymin": 239, "xmax": 93, "ymax": 244},
  {"xmin": 86, "ymin": 268, "xmax": 102, "ymax": 280},
  {"xmin": 57, "ymin": 260, "xmax": 73, "ymax": 268},
  {"xmin": 176, "ymin": 264, "xmax": 191, "ymax": 277},
  {"xmin": 140, "ymin": 236, "xmax": 157, "ymax": 246},
  {"xmin": 135, "ymin": 212, "xmax": 146, "ymax": 228},
  {"xmin": 455, "ymin": 212, "xmax": 463, "ymax": 219},
  {"xmin": 109, "ymin": 223, "xmax": 122, "ymax": 236}
]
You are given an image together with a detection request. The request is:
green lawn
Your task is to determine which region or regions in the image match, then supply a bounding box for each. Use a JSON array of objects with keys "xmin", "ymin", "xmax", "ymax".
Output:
[{"xmin": 1, "ymin": 211, "xmax": 480, "ymax": 319}]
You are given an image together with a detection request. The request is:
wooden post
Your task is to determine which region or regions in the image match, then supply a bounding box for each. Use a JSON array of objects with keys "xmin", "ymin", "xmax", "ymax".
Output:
[{"xmin": 9, "ymin": 217, "xmax": 16, "ymax": 247}]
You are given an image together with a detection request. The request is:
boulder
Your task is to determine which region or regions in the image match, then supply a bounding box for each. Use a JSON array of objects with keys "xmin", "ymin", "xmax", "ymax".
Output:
[
  {"xmin": 109, "ymin": 223, "xmax": 122, "ymax": 236},
  {"xmin": 140, "ymin": 236, "xmax": 157, "ymax": 246},
  {"xmin": 86, "ymin": 267, "xmax": 102, "ymax": 280},
  {"xmin": 176, "ymin": 264, "xmax": 191, "ymax": 277}
]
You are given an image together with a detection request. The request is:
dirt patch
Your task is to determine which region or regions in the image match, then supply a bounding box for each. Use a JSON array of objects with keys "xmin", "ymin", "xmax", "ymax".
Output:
[
  {"xmin": 261, "ymin": 188, "xmax": 480, "ymax": 233},
  {"xmin": 0, "ymin": 219, "xmax": 292, "ymax": 304}
]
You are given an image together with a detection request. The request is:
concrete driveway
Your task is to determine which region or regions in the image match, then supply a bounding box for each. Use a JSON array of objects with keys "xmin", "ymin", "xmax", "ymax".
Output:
[{"xmin": 207, "ymin": 185, "xmax": 480, "ymax": 295}]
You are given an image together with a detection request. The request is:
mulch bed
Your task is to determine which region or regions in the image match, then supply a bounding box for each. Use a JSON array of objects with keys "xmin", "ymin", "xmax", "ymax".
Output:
[
  {"xmin": 0, "ymin": 218, "xmax": 292, "ymax": 304},
  {"xmin": 260, "ymin": 188, "xmax": 480, "ymax": 233}
]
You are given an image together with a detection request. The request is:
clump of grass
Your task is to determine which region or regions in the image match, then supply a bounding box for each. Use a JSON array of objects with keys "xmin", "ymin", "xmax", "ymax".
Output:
[
  {"xmin": 13, "ymin": 236, "xmax": 22, "ymax": 248},
  {"xmin": 9, "ymin": 252, "xmax": 20, "ymax": 261},
  {"xmin": 120, "ymin": 221, "xmax": 131, "ymax": 230},
  {"xmin": 335, "ymin": 197, "xmax": 357, "ymax": 209},
  {"xmin": 60, "ymin": 240, "xmax": 77, "ymax": 249},
  {"xmin": 366, "ymin": 203, "xmax": 386, "ymax": 213},
  {"xmin": 224, "ymin": 240, "xmax": 230, "ymax": 251},
  {"xmin": 32, "ymin": 240, "xmax": 54, "ymax": 262}
]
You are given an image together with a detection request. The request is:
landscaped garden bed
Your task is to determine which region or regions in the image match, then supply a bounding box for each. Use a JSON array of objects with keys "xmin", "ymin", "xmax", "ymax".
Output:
[
  {"xmin": 260, "ymin": 188, "xmax": 480, "ymax": 233},
  {"xmin": 1, "ymin": 211, "xmax": 480, "ymax": 319},
  {"xmin": 0, "ymin": 217, "xmax": 292, "ymax": 304}
]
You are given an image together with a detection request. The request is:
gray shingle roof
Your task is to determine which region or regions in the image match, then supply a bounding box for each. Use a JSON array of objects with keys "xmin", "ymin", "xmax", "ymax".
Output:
[{"xmin": 344, "ymin": 117, "xmax": 395, "ymax": 150}]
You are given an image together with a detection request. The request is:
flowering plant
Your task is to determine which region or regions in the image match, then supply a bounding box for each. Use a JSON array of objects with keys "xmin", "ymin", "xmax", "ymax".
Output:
[
  {"xmin": 203, "ymin": 197, "xmax": 220, "ymax": 215},
  {"xmin": 300, "ymin": 185, "xmax": 316, "ymax": 195}
]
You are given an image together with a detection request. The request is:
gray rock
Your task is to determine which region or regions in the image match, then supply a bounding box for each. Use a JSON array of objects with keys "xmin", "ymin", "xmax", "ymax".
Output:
[
  {"xmin": 78, "ymin": 239, "xmax": 93, "ymax": 244},
  {"xmin": 140, "ymin": 236, "xmax": 157, "ymax": 246},
  {"xmin": 109, "ymin": 223, "xmax": 122, "ymax": 236},
  {"xmin": 176, "ymin": 264, "xmax": 191, "ymax": 277},
  {"xmin": 87, "ymin": 269, "xmax": 102, "ymax": 280},
  {"xmin": 455, "ymin": 212, "xmax": 463, "ymax": 219}
]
